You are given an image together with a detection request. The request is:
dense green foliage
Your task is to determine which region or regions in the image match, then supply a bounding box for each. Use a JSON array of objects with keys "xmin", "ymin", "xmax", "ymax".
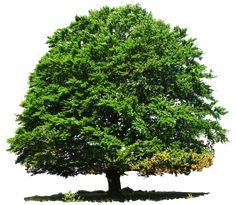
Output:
[{"xmin": 8, "ymin": 5, "xmax": 227, "ymax": 179}]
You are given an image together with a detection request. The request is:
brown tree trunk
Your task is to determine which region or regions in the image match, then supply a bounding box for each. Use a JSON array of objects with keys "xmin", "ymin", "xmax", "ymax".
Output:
[{"xmin": 106, "ymin": 170, "xmax": 121, "ymax": 196}]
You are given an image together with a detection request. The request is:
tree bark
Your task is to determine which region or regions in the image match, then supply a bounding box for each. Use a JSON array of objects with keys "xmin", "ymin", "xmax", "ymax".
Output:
[{"xmin": 106, "ymin": 170, "xmax": 121, "ymax": 196}]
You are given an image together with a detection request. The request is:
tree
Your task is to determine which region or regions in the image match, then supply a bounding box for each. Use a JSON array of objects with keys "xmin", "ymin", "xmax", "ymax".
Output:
[{"xmin": 8, "ymin": 4, "xmax": 227, "ymax": 195}]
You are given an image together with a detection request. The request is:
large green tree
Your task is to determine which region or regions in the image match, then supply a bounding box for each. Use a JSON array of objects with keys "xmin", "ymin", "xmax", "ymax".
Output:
[{"xmin": 8, "ymin": 4, "xmax": 227, "ymax": 195}]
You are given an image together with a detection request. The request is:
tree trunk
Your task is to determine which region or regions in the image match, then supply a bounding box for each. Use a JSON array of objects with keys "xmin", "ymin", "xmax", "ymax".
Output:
[{"xmin": 106, "ymin": 170, "xmax": 121, "ymax": 196}]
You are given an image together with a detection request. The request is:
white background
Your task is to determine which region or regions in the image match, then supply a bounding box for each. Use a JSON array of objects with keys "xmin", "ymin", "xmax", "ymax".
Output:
[{"xmin": 0, "ymin": 0, "xmax": 235, "ymax": 204}]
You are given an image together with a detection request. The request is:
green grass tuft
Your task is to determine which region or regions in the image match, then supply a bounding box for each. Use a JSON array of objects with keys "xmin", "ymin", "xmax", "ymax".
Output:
[{"xmin": 24, "ymin": 187, "xmax": 209, "ymax": 202}]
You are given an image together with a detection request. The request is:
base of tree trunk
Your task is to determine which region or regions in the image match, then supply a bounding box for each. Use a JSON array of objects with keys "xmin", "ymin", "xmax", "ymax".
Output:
[{"xmin": 106, "ymin": 170, "xmax": 122, "ymax": 196}]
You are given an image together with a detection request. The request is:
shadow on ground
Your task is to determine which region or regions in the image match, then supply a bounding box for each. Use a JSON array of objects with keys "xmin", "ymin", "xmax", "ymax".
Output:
[{"xmin": 24, "ymin": 187, "xmax": 209, "ymax": 202}]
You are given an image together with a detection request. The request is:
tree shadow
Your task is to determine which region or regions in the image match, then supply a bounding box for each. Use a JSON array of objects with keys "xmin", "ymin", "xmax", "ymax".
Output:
[{"xmin": 24, "ymin": 187, "xmax": 209, "ymax": 202}]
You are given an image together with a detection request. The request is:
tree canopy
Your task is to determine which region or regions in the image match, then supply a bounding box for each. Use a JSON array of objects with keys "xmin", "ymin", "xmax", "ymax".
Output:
[{"xmin": 8, "ymin": 4, "xmax": 227, "ymax": 194}]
